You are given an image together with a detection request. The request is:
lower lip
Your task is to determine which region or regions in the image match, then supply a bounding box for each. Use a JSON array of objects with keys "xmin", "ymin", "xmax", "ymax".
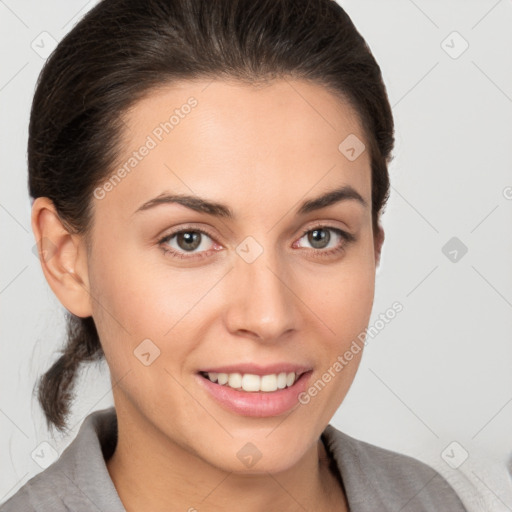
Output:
[{"xmin": 196, "ymin": 371, "xmax": 313, "ymax": 417}]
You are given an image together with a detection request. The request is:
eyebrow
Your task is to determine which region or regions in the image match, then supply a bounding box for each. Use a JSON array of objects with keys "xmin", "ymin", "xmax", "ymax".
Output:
[{"xmin": 133, "ymin": 184, "xmax": 368, "ymax": 218}]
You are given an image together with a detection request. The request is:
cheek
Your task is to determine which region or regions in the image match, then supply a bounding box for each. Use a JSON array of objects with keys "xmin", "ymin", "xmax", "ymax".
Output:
[
  {"xmin": 88, "ymin": 237, "xmax": 174, "ymax": 331},
  {"xmin": 294, "ymin": 263, "xmax": 375, "ymax": 430},
  {"xmin": 87, "ymin": 239, "xmax": 217, "ymax": 369},
  {"xmin": 86, "ymin": 239, "xmax": 165, "ymax": 372},
  {"xmin": 307, "ymin": 251, "xmax": 376, "ymax": 344}
]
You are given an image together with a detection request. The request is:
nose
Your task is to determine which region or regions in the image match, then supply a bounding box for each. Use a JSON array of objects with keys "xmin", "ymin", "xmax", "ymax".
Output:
[{"xmin": 224, "ymin": 243, "xmax": 301, "ymax": 343}]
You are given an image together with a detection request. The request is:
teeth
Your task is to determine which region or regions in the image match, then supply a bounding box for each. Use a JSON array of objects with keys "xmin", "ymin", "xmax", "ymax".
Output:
[
  {"xmin": 205, "ymin": 371, "xmax": 299, "ymax": 392},
  {"xmin": 228, "ymin": 373, "xmax": 242, "ymax": 389}
]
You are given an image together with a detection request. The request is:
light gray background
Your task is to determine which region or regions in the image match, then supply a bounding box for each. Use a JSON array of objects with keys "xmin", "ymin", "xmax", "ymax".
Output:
[{"xmin": 1, "ymin": 1, "xmax": 511, "ymax": 510}]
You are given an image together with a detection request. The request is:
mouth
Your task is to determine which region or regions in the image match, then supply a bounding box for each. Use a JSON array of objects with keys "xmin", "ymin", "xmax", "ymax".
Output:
[
  {"xmin": 195, "ymin": 369, "xmax": 314, "ymax": 417},
  {"xmin": 198, "ymin": 370, "xmax": 306, "ymax": 393}
]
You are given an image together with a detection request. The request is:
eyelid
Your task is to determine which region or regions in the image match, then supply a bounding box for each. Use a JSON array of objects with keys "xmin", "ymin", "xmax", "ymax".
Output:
[
  {"xmin": 158, "ymin": 223, "xmax": 218, "ymax": 243},
  {"xmin": 158, "ymin": 221, "xmax": 351, "ymax": 243},
  {"xmin": 296, "ymin": 220, "xmax": 356, "ymax": 244}
]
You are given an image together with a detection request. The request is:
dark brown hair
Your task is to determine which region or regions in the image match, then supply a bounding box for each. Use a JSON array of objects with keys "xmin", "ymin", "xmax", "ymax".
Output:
[{"xmin": 29, "ymin": 0, "xmax": 394, "ymax": 433}]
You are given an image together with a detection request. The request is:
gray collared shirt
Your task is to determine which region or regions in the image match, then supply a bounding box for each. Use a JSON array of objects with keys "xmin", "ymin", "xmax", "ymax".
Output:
[{"xmin": 0, "ymin": 406, "xmax": 467, "ymax": 511}]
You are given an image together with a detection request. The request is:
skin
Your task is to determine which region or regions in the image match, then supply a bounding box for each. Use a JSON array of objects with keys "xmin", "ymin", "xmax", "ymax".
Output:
[{"xmin": 32, "ymin": 78, "xmax": 384, "ymax": 512}]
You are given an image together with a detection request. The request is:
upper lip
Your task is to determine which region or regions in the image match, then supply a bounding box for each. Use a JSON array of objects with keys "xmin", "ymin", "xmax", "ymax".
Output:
[{"xmin": 198, "ymin": 363, "xmax": 312, "ymax": 376}]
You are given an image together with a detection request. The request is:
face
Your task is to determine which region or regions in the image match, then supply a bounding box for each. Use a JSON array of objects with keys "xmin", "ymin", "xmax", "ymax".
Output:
[{"xmin": 84, "ymin": 78, "xmax": 380, "ymax": 473}]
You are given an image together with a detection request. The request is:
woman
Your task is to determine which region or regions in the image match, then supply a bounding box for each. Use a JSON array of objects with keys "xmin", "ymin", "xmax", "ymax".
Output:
[{"xmin": 0, "ymin": 0, "xmax": 467, "ymax": 510}]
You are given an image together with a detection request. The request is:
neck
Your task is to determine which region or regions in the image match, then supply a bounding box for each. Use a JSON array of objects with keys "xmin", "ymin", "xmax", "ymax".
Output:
[{"xmin": 106, "ymin": 405, "xmax": 347, "ymax": 512}]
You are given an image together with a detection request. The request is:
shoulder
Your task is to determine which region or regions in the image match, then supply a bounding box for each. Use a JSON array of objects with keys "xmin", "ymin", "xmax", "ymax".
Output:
[
  {"xmin": 0, "ymin": 407, "xmax": 124, "ymax": 512},
  {"xmin": 322, "ymin": 424, "xmax": 468, "ymax": 511},
  {"xmin": 0, "ymin": 463, "xmax": 70, "ymax": 511}
]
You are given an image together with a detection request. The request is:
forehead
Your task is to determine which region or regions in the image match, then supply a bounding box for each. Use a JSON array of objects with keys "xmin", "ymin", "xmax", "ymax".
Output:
[
  {"xmin": 121, "ymin": 77, "xmax": 367, "ymax": 149},
  {"xmin": 96, "ymin": 78, "xmax": 372, "ymax": 223}
]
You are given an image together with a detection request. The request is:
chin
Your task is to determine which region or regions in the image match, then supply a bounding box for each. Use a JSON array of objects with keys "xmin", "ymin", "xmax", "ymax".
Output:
[{"xmin": 196, "ymin": 431, "xmax": 314, "ymax": 475}]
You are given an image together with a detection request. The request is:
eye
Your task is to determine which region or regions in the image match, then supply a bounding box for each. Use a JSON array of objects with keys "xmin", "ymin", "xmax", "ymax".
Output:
[
  {"xmin": 157, "ymin": 224, "xmax": 356, "ymax": 261},
  {"xmin": 158, "ymin": 227, "xmax": 219, "ymax": 260},
  {"xmin": 294, "ymin": 225, "xmax": 356, "ymax": 257}
]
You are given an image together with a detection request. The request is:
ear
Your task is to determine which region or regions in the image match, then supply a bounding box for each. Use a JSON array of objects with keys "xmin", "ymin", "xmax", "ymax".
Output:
[
  {"xmin": 374, "ymin": 221, "xmax": 385, "ymax": 268},
  {"xmin": 31, "ymin": 197, "xmax": 93, "ymax": 318}
]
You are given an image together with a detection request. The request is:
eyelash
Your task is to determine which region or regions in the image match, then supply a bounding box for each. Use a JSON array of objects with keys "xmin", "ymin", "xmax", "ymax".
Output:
[{"xmin": 157, "ymin": 223, "xmax": 356, "ymax": 261}]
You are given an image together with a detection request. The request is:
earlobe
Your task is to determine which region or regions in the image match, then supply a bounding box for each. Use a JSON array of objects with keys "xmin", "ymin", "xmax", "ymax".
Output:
[{"xmin": 31, "ymin": 197, "xmax": 93, "ymax": 318}]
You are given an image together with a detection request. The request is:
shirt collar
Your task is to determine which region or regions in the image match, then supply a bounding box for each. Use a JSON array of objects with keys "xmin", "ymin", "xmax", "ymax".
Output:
[{"xmin": 55, "ymin": 406, "xmax": 126, "ymax": 511}]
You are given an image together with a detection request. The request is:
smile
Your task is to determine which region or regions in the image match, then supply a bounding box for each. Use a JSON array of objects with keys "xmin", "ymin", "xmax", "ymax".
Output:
[
  {"xmin": 196, "ymin": 369, "xmax": 313, "ymax": 417},
  {"xmin": 200, "ymin": 371, "xmax": 301, "ymax": 392}
]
